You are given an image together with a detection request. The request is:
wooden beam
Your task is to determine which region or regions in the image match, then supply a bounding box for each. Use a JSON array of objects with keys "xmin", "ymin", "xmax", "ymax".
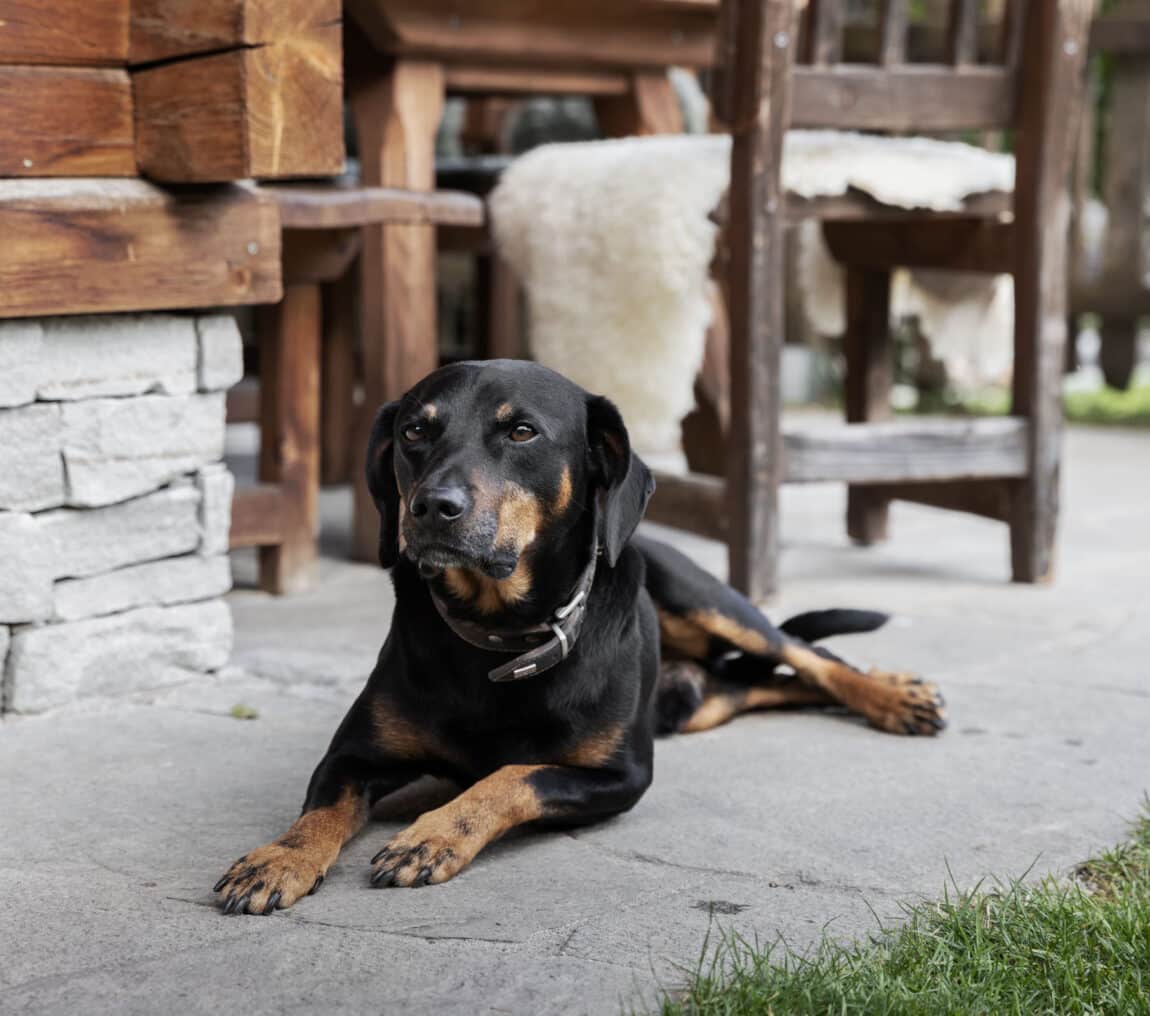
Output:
[
  {"xmin": 133, "ymin": 21, "xmax": 343, "ymax": 181},
  {"xmin": 0, "ymin": 0, "xmax": 129, "ymax": 65},
  {"xmin": 130, "ymin": 0, "xmax": 339, "ymax": 64},
  {"xmin": 843, "ymin": 267, "xmax": 894, "ymax": 544},
  {"xmin": 823, "ymin": 218, "xmax": 1015, "ymax": 274},
  {"xmin": 1091, "ymin": 1, "xmax": 1150, "ymax": 54},
  {"xmin": 1008, "ymin": 0, "xmax": 1092, "ymax": 583},
  {"xmin": 783, "ymin": 418, "xmax": 1030, "ymax": 485},
  {"xmin": 0, "ymin": 180, "xmax": 281, "ymax": 318},
  {"xmin": 878, "ymin": 0, "xmax": 909, "ymax": 66},
  {"xmin": 809, "ymin": 0, "xmax": 845, "ymax": 64},
  {"xmin": 257, "ymin": 283, "xmax": 321, "ymax": 593},
  {"xmin": 444, "ymin": 64, "xmax": 629, "ymax": 96},
  {"xmin": 792, "ymin": 66, "xmax": 1015, "ymax": 131},
  {"xmin": 947, "ymin": 0, "xmax": 981, "ymax": 65},
  {"xmin": 230, "ymin": 484, "xmax": 287, "ymax": 548},
  {"xmin": 346, "ymin": 0, "xmax": 717, "ymax": 71},
  {"xmin": 724, "ymin": 0, "xmax": 797, "ymax": 601},
  {"xmin": 267, "ymin": 185, "xmax": 485, "ymax": 230},
  {"xmin": 865, "ymin": 479, "xmax": 1013, "ymax": 522},
  {"xmin": 647, "ymin": 471, "xmax": 728, "ymax": 542},
  {"xmin": 0, "ymin": 67, "xmax": 133, "ymax": 177}
]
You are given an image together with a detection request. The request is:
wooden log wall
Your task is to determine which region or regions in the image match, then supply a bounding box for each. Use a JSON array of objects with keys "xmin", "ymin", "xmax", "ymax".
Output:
[{"xmin": 0, "ymin": 0, "xmax": 344, "ymax": 182}]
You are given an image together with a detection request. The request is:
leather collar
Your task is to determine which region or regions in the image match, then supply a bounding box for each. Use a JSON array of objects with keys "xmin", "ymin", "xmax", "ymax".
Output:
[{"xmin": 428, "ymin": 536, "xmax": 600, "ymax": 683}]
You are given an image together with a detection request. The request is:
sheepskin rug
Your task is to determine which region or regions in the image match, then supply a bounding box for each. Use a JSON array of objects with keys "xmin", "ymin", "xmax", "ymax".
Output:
[{"xmin": 490, "ymin": 131, "xmax": 1015, "ymax": 463}]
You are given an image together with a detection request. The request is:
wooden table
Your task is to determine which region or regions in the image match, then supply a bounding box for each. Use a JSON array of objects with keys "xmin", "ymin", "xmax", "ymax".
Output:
[{"xmin": 341, "ymin": 0, "xmax": 720, "ymax": 561}]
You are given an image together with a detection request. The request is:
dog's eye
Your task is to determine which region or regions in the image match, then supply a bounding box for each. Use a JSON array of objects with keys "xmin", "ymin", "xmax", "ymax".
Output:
[
  {"xmin": 401, "ymin": 423, "xmax": 426, "ymax": 443},
  {"xmin": 509, "ymin": 423, "xmax": 537, "ymax": 443}
]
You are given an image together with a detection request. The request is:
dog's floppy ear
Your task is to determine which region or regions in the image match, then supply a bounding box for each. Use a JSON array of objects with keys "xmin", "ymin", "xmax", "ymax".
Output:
[
  {"xmin": 586, "ymin": 395, "xmax": 655, "ymax": 566},
  {"xmin": 364, "ymin": 400, "xmax": 403, "ymax": 569}
]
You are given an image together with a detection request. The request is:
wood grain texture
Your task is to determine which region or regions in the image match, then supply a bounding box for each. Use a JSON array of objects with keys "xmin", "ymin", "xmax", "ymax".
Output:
[
  {"xmin": 346, "ymin": 0, "xmax": 716, "ymax": 70},
  {"xmin": 878, "ymin": 0, "xmax": 909, "ymax": 65},
  {"xmin": 0, "ymin": 67, "xmax": 133, "ymax": 177},
  {"xmin": 267, "ymin": 185, "xmax": 484, "ymax": 229},
  {"xmin": 784, "ymin": 418, "xmax": 1030, "ymax": 485},
  {"xmin": 791, "ymin": 66, "xmax": 1015, "ymax": 131},
  {"xmin": 724, "ymin": 0, "xmax": 797, "ymax": 601},
  {"xmin": 1009, "ymin": 0, "xmax": 1092, "ymax": 584},
  {"xmin": 257, "ymin": 282, "xmax": 322, "ymax": 594},
  {"xmin": 230, "ymin": 484, "xmax": 287, "ymax": 548},
  {"xmin": 0, "ymin": 179, "xmax": 281, "ymax": 318},
  {"xmin": 350, "ymin": 59, "xmax": 445, "ymax": 563},
  {"xmin": 823, "ymin": 218, "xmax": 1015, "ymax": 274},
  {"xmin": 130, "ymin": 0, "xmax": 339, "ymax": 63},
  {"xmin": 0, "ymin": 0, "xmax": 129, "ymax": 65},
  {"xmin": 133, "ymin": 26, "xmax": 343, "ymax": 181},
  {"xmin": 444, "ymin": 65, "xmax": 629, "ymax": 96},
  {"xmin": 594, "ymin": 71, "xmax": 685, "ymax": 136}
]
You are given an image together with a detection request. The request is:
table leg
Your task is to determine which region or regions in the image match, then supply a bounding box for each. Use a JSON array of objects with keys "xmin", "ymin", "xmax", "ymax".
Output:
[
  {"xmin": 593, "ymin": 70, "xmax": 684, "ymax": 136},
  {"xmin": 350, "ymin": 59, "xmax": 445, "ymax": 563}
]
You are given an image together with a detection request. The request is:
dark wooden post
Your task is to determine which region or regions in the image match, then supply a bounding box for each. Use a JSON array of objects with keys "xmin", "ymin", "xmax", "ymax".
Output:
[
  {"xmin": 1009, "ymin": 0, "xmax": 1092, "ymax": 582},
  {"xmin": 843, "ymin": 266, "xmax": 894, "ymax": 544},
  {"xmin": 724, "ymin": 0, "xmax": 798, "ymax": 601}
]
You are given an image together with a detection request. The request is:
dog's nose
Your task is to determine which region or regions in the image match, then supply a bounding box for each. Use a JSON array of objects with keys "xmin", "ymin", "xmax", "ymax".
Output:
[{"xmin": 410, "ymin": 486, "xmax": 470, "ymax": 523}]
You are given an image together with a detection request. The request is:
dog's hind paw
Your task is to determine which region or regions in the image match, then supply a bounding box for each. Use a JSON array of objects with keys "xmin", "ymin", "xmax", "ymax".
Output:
[{"xmin": 865, "ymin": 669, "xmax": 947, "ymax": 736}]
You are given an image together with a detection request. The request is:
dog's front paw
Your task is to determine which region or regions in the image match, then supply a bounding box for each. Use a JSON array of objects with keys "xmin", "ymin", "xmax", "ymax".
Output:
[
  {"xmin": 865, "ymin": 669, "xmax": 947, "ymax": 736},
  {"xmin": 213, "ymin": 842, "xmax": 327, "ymax": 915},
  {"xmin": 370, "ymin": 819, "xmax": 474, "ymax": 888}
]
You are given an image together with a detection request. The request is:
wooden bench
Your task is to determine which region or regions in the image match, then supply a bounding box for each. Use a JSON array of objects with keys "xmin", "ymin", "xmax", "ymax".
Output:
[
  {"xmin": 228, "ymin": 183, "xmax": 484, "ymax": 594},
  {"xmin": 649, "ymin": 0, "xmax": 1093, "ymax": 600}
]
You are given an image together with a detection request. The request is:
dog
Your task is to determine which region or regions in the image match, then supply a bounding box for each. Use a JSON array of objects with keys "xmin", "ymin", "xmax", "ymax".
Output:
[{"xmin": 215, "ymin": 360, "xmax": 945, "ymax": 915}]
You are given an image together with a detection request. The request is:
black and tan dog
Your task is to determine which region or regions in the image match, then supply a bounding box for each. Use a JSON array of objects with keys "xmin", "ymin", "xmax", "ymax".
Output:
[{"xmin": 215, "ymin": 360, "xmax": 945, "ymax": 915}]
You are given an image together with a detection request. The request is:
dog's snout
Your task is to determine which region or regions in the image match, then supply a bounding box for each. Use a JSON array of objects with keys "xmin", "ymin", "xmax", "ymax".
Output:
[{"xmin": 410, "ymin": 485, "xmax": 470, "ymax": 524}]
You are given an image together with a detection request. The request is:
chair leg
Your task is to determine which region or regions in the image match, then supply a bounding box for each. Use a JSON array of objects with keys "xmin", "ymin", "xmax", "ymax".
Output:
[
  {"xmin": 723, "ymin": 1, "xmax": 796, "ymax": 602},
  {"xmin": 258, "ymin": 283, "xmax": 322, "ymax": 595},
  {"xmin": 1098, "ymin": 317, "xmax": 1139, "ymax": 391},
  {"xmin": 320, "ymin": 266, "xmax": 359, "ymax": 486},
  {"xmin": 1008, "ymin": 0, "xmax": 1090, "ymax": 583},
  {"xmin": 593, "ymin": 70, "xmax": 684, "ymax": 136},
  {"xmin": 843, "ymin": 265, "xmax": 893, "ymax": 545}
]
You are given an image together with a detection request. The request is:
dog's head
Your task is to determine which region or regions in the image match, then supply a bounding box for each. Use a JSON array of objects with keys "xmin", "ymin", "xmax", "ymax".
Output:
[{"xmin": 365, "ymin": 361, "xmax": 653, "ymax": 604}]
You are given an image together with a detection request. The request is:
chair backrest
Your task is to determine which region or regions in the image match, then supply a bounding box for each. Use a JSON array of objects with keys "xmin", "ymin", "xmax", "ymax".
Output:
[{"xmin": 716, "ymin": 0, "xmax": 1030, "ymax": 133}]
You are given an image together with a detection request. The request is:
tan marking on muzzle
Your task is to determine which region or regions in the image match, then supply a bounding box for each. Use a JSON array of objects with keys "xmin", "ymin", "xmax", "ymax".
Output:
[
  {"xmin": 495, "ymin": 402, "xmax": 513, "ymax": 422},
  {"xmin": 424, "ymin": 404, "xmax": 437, "ymax": 420},
  {"xmin": 495, "ymin": 483, "xmax": 542, "ymax": 553}
]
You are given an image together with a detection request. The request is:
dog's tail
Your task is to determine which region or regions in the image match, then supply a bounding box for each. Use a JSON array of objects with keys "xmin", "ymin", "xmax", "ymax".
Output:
[{"xmin": 779, "ymin": 609, "xmax": 888, "ymax": 644}]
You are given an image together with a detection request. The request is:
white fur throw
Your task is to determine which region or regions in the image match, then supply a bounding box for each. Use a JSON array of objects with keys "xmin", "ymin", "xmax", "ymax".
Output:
[{"xmin": 491, "ymin": 132, "xmax": 1014, "ymax": 459}]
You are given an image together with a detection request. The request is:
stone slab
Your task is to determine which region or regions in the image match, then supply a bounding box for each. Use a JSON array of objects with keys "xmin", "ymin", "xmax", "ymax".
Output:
[
  {"xmin": 53, "ymin": 554, "xmax": 233, "ymax": 622},
  {"xmin": 0, "ymin": 512, "xmax": 54, "ymax": 623},
  {"xmin": 5, "ymin": 599, "xmax": 232, "ymax": 713},
  {"xmin": 61, "ymin": 394, "xmax": 225, "ymax": 507},
  {"xmin": 0, "ymin": 319, "xmax": 43, "ymax": 409},
  {"xmin": 38, "ymin": 485, "xmax": 202, "ymax": 580},
  {"xmin": 36, "ymin": 315, "xmax": 198, "ymax": 401},
  {"xmin": 198, "ymin": 464, "xmax": 235, "ymax": 556},
  {"xmin": 197, "ymin": 314, "xmax": 244, "ymax": 392},
  {"xmin": 0, "ymin": 402, "xmax": 65, "ymax": 511}
]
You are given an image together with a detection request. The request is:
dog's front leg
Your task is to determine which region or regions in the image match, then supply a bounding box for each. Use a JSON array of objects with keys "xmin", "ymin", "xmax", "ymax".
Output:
[
  {"xmin": 370, "ymin": 762, "xmax": 650, "ymax": 888},
  {"xmin": 214, "ymin": 753, "xmax": 405, "ymax": 915}
]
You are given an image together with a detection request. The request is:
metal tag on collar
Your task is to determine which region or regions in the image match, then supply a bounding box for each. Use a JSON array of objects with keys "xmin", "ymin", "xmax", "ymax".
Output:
[
  {"xmin": 550, "ymin": 622, "xmax": 570, "ymax": 659},
  {"xmin": 553, "ymin": 588, "xmax": 585, "ymax": 622}
]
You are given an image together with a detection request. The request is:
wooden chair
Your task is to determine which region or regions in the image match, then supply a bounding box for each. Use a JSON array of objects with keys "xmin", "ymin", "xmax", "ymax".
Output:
[
  {"xmin": 228, "ymin": 184, "xmax": 484, "ymax": 594},
  {"xmin": 648, "ymin": 0, "xmax": 1093, "ymax": 602},
  {"xmin": 1071, "ymin": 0, "xmax": 1150, "ymax": 389}
]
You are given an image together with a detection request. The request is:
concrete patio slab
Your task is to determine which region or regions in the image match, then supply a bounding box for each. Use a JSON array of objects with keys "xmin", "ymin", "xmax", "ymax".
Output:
[{"xmin": 2, "ymin": 424, "xmax": 1148, "ymax": 1015}]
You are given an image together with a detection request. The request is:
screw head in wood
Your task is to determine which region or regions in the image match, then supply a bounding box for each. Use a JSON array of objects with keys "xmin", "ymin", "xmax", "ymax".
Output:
[
  {"xmin": 22, "ymin": 158, "xmax": 33, "ymax": 168},
  {"xmin": 247, "ymin": 242, "xmax": 260, "ymax": 256},
  {"xmin": 1063, "ymin": 39, "xmax": 1079, "ymax": 57},
  {"xmin": 774, "ymin": 32, "xmax": 789, "ymax": 49}
]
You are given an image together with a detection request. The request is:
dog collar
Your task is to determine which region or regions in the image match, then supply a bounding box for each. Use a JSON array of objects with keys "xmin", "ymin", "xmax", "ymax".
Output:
[{"xmin": 427, "ymin": 541, "xmax": 600, "ymax": 683}]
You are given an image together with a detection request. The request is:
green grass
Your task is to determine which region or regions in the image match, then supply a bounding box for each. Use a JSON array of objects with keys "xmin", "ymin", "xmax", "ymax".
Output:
[
  {"xmin": 910, "ymin": 384, "xmax": 1150, "ymax": 429},
  {"xmin": 659, "ymin": 806, "xmax": 1150, "ymax": 1015}
]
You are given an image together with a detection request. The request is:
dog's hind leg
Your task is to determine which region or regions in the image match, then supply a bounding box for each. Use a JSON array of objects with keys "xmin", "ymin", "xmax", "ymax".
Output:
[
  {"xmin": 660, "ymin": 659, "xmax": 834, "ymax": 734},
  {"xmin": 639, "ymin": 536, "xmax": 946, "ymax": 736}
]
